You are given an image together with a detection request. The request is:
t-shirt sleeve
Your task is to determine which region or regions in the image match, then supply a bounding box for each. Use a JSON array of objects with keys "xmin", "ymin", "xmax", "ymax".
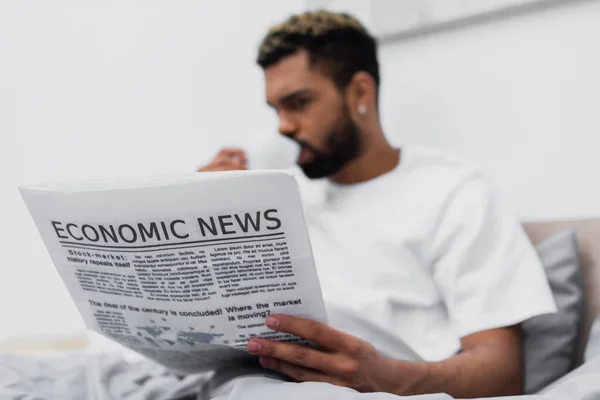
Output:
[{"xmin": 429, "ymin": 173, "xmax": 557, "ymax": 338}]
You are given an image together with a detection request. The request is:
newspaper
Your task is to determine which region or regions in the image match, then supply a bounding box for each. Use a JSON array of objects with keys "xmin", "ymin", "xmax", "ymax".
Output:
[{"xmin": 19, "ymin": 170, "xmax": 327, "ymax": 374}]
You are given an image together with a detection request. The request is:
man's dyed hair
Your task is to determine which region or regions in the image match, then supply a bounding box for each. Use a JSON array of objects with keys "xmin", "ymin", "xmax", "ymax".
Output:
[{"xmin": 257, "ymin": 10, "xmax": 380, "ymax": 94}]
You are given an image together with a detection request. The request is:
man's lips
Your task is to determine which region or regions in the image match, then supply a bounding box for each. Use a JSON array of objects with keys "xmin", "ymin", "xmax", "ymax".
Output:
[{"xmin": 298, "ymin": 147, "xmax": 313, "ymax": 164}]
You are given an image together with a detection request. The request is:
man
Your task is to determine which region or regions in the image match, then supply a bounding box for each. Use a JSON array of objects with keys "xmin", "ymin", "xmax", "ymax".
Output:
[{"xmin": 198, "ymin": 11, "xmax": 556, "ymax": 398}]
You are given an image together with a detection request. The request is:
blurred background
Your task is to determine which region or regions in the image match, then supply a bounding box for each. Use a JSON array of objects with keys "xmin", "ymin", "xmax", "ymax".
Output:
[{"xmin": 1, "ymin": 0, "xmax": 599, "ymax": 344}]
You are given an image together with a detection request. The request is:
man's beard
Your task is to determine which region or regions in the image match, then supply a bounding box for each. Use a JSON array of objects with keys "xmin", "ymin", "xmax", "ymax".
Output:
[{"xmin": 297, "ymin": 106, "xmax": 361, "ymax": 179}]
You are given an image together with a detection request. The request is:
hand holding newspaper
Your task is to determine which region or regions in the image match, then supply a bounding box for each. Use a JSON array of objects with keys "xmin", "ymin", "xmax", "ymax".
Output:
[{"xmin": 20, "ymin": 170, "xmax": 327, "ymax": 374}]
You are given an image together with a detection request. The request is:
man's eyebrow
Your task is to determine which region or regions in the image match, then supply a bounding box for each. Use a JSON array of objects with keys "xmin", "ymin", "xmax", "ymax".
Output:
[{"xmin": 267, "ymin": 89, "xmax": 312, "ymax": 108}]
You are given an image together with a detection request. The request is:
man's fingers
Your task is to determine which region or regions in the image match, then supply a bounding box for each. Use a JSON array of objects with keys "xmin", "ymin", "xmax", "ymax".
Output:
[
  {"xmin": 217, "ymin": 150, "xmax": 247, "ymax": 166},
  {"xmin": 196, "ymin": 147, "xmax": 248, "ymax": 173},
  {"xmin": 219, "ymin": 165, "xmax": 247, "ymax": 171},
  {"xmin": 265, "ymin": 315, "xmax": 347, "ymax": 351},
  {"xmin": 197, "ymin": 163, "xmax": 246, "ymax": 172},
  {"xmin": 259, "ymin": 356, "xmax": 343, "ymax": 386},
  {"xmin": 219, "ymin": 148, "xmax": 247, "ymax": 161},
  {"xmin": 248, "ymin": 339, "xmax": 337, "ymax": 374},
  {"xmin": 198, "ymin": 155, "xmax": 246, "ymax": 172},
  {"xmin": 215, "ymin": 158, "xmax": 246, "ymax": 169},
  {"xmin": 219, "ymin": 147, "xmax": 245, "ymax": 155}
]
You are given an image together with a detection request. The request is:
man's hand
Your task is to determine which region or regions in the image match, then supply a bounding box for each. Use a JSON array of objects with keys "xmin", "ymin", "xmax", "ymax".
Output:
[
  {"xmin": 197, "ymin": 148, "xmax": 247, "ymax": 172},
  {"xmin": 247, "ymin": 315, "xmax": 524, "ymax": 398},
  {"xmin": 246, "ymin": 314, "xmax": 408, "ymax": 393}
]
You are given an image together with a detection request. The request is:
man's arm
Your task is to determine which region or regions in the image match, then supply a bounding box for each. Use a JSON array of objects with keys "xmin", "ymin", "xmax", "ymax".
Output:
[
  {"xmin": 400, "ymin": 326, "xmax": 524, "ymax": 397},
  {"xmin": 247, "ymin": 315, "xmax": 524, "ymax": 398}
]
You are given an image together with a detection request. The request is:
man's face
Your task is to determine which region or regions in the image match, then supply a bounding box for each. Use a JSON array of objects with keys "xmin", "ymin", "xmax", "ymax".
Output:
[{"xmin": 264, "ymin": 50, "xmax": 361, "ymax": 179}]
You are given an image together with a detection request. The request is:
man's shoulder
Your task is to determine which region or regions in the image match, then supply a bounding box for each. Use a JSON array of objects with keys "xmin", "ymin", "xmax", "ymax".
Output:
[
  {"xmin": 402, "ymin": 144, "xmax": 488, "ymax": 189},
  {"xmin": 404, "ymin": 144, "xmax": 478, "ymax": 171}
]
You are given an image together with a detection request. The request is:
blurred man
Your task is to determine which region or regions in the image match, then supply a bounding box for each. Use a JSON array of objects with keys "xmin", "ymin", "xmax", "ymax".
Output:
[{"xmin": 198, "ymin": 11, "xmax": 556, "ymax": 398}]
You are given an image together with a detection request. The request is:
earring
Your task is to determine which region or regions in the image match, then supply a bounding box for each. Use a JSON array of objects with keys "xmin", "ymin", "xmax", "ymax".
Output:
[{"xmin": 357, "ymin": 104, "xmax": 367, "ymax": 115}]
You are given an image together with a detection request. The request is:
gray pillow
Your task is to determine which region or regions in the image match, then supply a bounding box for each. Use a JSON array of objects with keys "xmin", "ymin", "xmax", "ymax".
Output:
[
  {"xmin": 584, "ymin": 314, "xmax": 600, "ymax": 362},
  {"xmin": 522, "ymin": 229, "xmax": 584, "ymax": 394}
]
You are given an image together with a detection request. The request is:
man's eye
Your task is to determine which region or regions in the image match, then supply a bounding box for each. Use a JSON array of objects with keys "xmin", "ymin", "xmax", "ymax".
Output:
[{"xmin": 291, "ymin": 98, "xmax": 309, "ymax": 110}]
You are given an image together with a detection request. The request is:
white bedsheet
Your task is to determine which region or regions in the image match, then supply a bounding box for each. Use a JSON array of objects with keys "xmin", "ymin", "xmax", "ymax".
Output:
[
  {"xmin": 2, "ymin": 320, "xmax": 599, "ymax": 400},
  {"xmin": 210, "ymin": 356, "xmax": 600, "ymax": 400},
  {"xmin": 1, "ymin": 351, "xmax": 599, "ymax": 400}
]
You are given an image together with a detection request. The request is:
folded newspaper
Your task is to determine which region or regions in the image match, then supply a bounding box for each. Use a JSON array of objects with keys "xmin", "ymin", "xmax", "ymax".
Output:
[{"xmin": 20, "ymin": 170, "xmax": 327, "ymax": 374}]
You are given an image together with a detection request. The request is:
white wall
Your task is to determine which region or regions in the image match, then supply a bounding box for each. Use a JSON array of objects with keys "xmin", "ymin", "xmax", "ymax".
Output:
[
  {"xmin": 376, "ymin": 0, "xmax": 600, "ymax": 220},
  {"xmin": 0, "ymin": 0, "xmax": 303, "ymax": 342}
]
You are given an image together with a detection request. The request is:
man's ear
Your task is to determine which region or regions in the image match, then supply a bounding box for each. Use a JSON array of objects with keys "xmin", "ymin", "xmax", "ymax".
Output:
[{"xmin": 346, "ymin": 71, "xmax": 377, "ymax": 119}]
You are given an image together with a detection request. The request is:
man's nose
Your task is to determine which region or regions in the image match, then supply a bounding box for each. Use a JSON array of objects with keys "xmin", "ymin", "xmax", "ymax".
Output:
[{"xmin": 278, "ymin": 114, "xmax": 297, "ymax": 138}]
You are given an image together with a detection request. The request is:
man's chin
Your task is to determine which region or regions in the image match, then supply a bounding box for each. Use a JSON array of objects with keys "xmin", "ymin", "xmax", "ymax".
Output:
[
  {"xmin": 298, "ymin": 163, "xmax": 325, "ymax": 180},
  {"xmin": 299, "ymin": 161, "xmax": 342, "ymax": 180}
]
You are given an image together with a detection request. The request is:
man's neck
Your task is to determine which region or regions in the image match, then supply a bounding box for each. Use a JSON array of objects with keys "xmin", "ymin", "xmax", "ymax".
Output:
[{"xmin": 329, "ymin": 130, "xmax": 400, "ymax": 185}]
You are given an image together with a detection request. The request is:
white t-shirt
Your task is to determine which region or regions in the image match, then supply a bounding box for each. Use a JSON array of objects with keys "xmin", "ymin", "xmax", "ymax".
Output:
[{"xmin": 295, "ymin": 145, "xmax": 557, "ymax": 362}]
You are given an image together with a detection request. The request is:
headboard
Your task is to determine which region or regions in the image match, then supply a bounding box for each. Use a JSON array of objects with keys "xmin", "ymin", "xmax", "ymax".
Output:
[{"xmin": 523, "ymin": 219, "xmax": 600, "ymax": 362}]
